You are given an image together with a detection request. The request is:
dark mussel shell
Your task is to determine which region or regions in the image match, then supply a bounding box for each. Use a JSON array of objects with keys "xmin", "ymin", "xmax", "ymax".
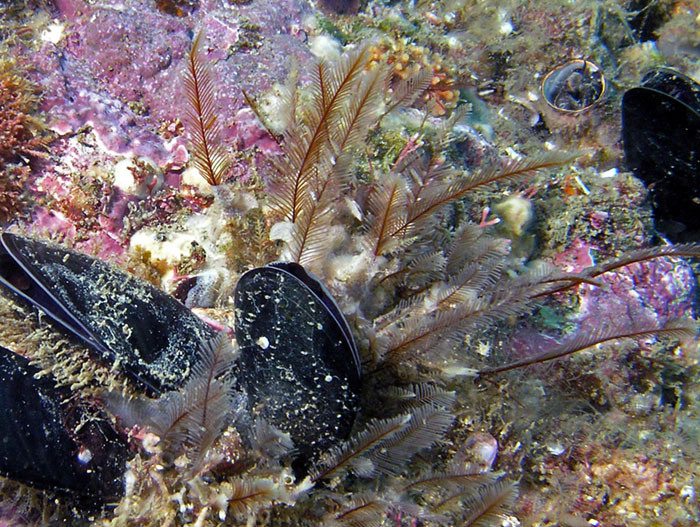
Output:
[
  {"xmin": 622, "ymin": 68, "xmax": 700, "ymax": 240},
  {"xmin": 234, "ymin": 262, "xmax": 361, "ymax": 464},
  {"xmin": 0, "ymin": 232, "xmax": 216, "ymax": 394},
  {"xmin": 0, "ymin": 345, "xmax": 128, "ymax": 502}
]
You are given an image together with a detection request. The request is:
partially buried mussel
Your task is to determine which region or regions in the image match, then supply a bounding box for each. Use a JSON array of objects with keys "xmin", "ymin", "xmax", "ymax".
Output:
[
  {"xmin": 0, "ymin": 346, "xmax": 128, "ymax": 501},
  {"xmin": 0, "ymin": 232, "xmax": 215, "ymax": 395},
  {"xmin": 542, "ymin": 59, "xmax": 606, "ymax": 113},
  {"xmin": 0, "ymin": 232, "xmax": 360, "ymax": 503},
  {"xmin": 622, "ymin": 68, "xmax": 700, "ymax": 241}
]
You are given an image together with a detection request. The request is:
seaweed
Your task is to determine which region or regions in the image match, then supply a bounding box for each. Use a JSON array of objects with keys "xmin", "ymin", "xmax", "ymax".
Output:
[
  {"xmin": 0, "ymin": 58, "xmax": 50, "ymax": 224},
  {"xmin": 478, "ymin": 318, "xmax": 696, "ymax": 375},
  {"xmin": 183, "ymin": 32, "xmax": 230, "ymax": 186},
  {"xmin": 104, "ymin": 333, "xmax": 240, "ymax": 470},
  {"xmin": 267, "ymin": 45, "xmax": 390, "ymax": 265}
]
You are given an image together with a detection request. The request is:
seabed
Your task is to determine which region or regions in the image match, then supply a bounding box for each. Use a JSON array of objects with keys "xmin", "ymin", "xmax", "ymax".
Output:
[{"xmin": 0, "ymin": 0, "xmax": 698, "ymax": 526}]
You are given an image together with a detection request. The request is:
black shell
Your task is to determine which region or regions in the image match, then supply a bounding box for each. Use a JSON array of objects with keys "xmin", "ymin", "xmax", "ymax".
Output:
[
  {"xmin": 234, "ymin": 262, "xmax": 361, "ymax": 463},
  {"xmin": 0, "ymin": 232, "xmax": 215, "ymax": 394},
  {"xmin": 0, "ymin": 345, "xmax": 128, "ymax": 501},
  {"xmin": 622, "ymin": 68, "xmax": 700, "ymax": 240},
  {"xmin": 0, "ymin": 236, "xmax": 363, "ymax": 494}
]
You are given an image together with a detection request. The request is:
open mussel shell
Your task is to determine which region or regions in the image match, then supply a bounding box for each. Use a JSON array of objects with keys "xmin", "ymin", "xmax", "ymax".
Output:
[
  {"xmin": 542, "ymin": 59, "xmax": 606, "ymax": 113},
  {"xmin": 234, "ymin": 262, "xmax": 361, "ymax": 466},
  {"xmin": 0, "ymin": 232, "xmax": 215, "ymax": 394},
  {"xmin": 622, "ymin": 68, "xmax": 700, "ymax": 240},
  {"xmin": 0, "ymin": 345, "xmax": 128, "ymax": 501}
]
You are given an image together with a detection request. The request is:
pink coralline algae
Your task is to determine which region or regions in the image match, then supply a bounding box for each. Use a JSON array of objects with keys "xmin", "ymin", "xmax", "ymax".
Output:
[
  {"xmin": 7, "ymin": 0, "xmax": 316, "ymax": 253},
  {"xmin": 568, "ymin": 241, "xmax": 696, "ymax": 328},
  {"xmin": 30, "ymin": 207, "xmax": 125, "ymax": 258},
  {"xmin": 48, "ymin": 90, "xmax": 182, "ymax": 166},
  {"xmin": 552, "ymin": 237, "xmax": 596, "ymax": 272},
  {"xmin": 554, "ymin": 238, "xmax": 695, "ymax": 328},
  {"xmin": 227, "ymin": 108, "xmax": 282, "ymax": 154},
  {"xmin": 581, "ymin": 255, "xmax": 695, "ymax": 327},
  {"xmin": 32, "ymin": 0, "xmax": 314, "ymax": 168}
]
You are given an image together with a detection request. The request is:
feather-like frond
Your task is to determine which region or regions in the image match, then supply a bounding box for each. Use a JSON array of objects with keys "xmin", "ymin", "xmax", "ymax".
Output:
[
  {"xmin": 259, "ymin": 44, "xmax": 390, "ymax": 267},
  {"xmin": 431, "ymin": 258, "xmax": 504, "ymax": 311},
  {"xmin": 439, "ymin": 479, "xmax": 518, "ymax": 524},
  {"xmin": 403, "ymin": 464, "xmax": 496, "ymax": 494},
  {"xmin": 183, "ymin": 32, "xmax": 230, "ymax": 186},
  {"xmin": 444, "ymin": 224, "xmax": 509, "ymax": 276},
  {"xmin": 371, "ymin": 294, "xmax": 425, "ymax": 334},
  {"xmin": 225, "ymin": 478, "xmax": 277, "ymax": 517},
  {"xmin": 589, "ymin": 243, "xmax": 700, "ymax": 277},
  {"xmin": 388, "ymin": 383, "xmax": 456, "ymax": 411},
  {"xmin": 393, "ymin": 151, "xmax": 577, "ymax": 239},
  {"xmin": 250, "ymin": 417, "xmax": 295, "ymax": 459},
  {"xmin": 444, "ymin": 223, "xmax": 488, "ymax": 273},
  {"xmin": 531, "ymin": 271, "xmax": 607, "ymax": 293},
  {"xmin": 324, "ymin": 494, "xmax": 389, "ymax": 527},
  {"xmin": 284, "ymin": 188, "xmax": 336, "ymax": 265},
  {"xmin": 309, "ymin": 414, "xmax": 410, "ymax": 483},
  {"xmin": 271, "ymin": 44, "xmax": 377, "ymax": 222},
  {"xmin": 159, "ymin": 333, "xmax": 238, "ymax": 449},
  {"xmin": 403, "ymin": 250, "xmax": 447, "ymax": 289},
  {"xmin": 104, "ymin": 333, "xmax": 239, "ymax": 455},
  {"xmin": 479, "ymin": 318, "xmax": 697, "ymax": 375},
  {"xmin": 376, "ymin": 291, "xmax": 533, "ymax": 366},
  {"xmin": 329, "ymin": 64, "xmax": 389, "ymax": 183},
  {"xmin": 370, "ymin": 405, "xmax": 454, "ymax": 475},
  {"xmin": 364, "ymin": 173, "xmax": 411, "ymax": 257},
  {"xmin": 405, "ymin": 162, "xmax": 460, "ymax": 209}
]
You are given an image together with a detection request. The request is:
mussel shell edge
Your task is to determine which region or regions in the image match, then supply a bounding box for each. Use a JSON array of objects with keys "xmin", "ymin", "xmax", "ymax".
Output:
[{"xmin": 0, "ymin": 233, "xmax": 216, "ymax": 394}]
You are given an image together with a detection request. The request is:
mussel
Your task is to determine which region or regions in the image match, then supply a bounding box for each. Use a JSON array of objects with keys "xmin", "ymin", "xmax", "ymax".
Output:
[
  {"xmin": 542, "ymin": 59, "xmax": 606, "ymax": 113},
  {"xmin": 234, "ymin": 262, "xmax": 361, "ymax": 465},
  {"xmin": 0, "ymin": 233, "xmax": 362, "ymax": 498},
  {"xmin": 0, "ymin": 232, "xmax": 216, "ymax": 394},
  {"xmin": 622, "ymin": 68, "xmax": 700, "ymax": 240},
  {"xmin": 0, "ymin": 345, "xmax": 128, "ymax": 502}
]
